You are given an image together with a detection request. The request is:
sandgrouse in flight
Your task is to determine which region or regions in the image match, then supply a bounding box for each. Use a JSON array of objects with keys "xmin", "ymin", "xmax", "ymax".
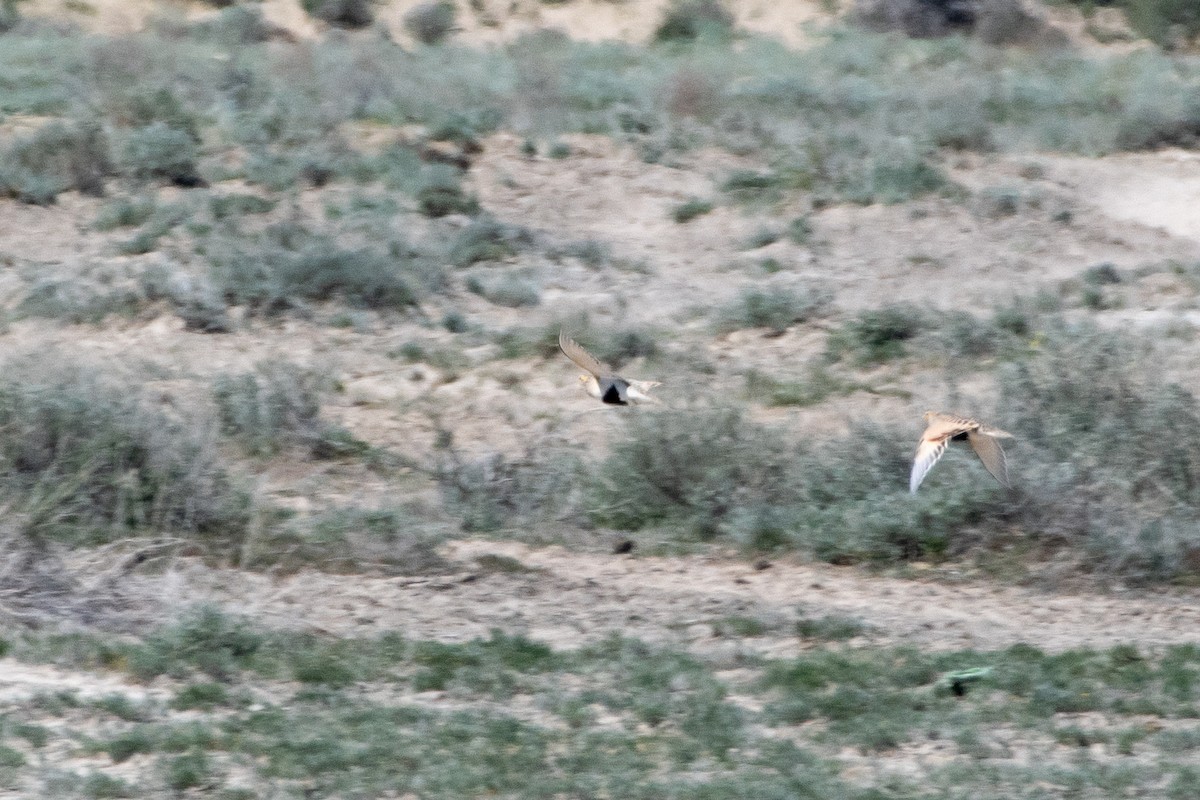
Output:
[
  {"xmin": 558, "ymin": 330, "xmax": 661, "ymax": 406},
  {"xmin": 910, "ymin": 412, "xmax": 1013, "ymax": 494}
]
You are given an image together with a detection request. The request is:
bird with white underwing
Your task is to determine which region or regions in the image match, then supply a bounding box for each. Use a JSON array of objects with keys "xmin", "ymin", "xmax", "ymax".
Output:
[{"xmin": 910, "ymin": 411, "xmax": 1013, "ymax": 494}]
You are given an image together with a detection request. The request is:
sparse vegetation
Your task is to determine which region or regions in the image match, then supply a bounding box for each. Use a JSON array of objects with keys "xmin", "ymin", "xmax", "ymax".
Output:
[
  {"xmin": 827, "ymin": 304, "xmax": 925, "ymax": 365},
  {"xmin": 655, "ymin": 0, "xmax": 736, "ymax": 42},
  {"xmin": 8, "ymin": 615, "xmax": 1200, "ymax": 797},
  {"xmin": 301, "ymin": 0, "xmax": 374, "ymax": 28},
  {"xmin": 0, "ymin": 119, "xmax": 111, "ymax": 204},
  {"xmin": 213, "ymin": 361, "xmax": 365, "ymax": 459},
  {"xmin": 716, "ymin": 286, "xmax": 830, "ymax": 335},
  {"xmin": 4, "ymin": 6, "xmax": 1200, "ymax": 797},
  {"xmin": 404, "ymin": 1, "xmax": 457, "ymax": 45},
  {"xmin": 0, "ymin": 358, "xmax": 251, "ymax": 547},
  {"xmin": 671, "ymin": 197, "xmax": 714, "ymax": 223}
]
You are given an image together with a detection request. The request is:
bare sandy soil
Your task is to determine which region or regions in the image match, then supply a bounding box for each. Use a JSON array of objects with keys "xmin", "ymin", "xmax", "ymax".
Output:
[{"xmin": 183, "ymin": 539, "xmax": 1200, "ymax": 657}]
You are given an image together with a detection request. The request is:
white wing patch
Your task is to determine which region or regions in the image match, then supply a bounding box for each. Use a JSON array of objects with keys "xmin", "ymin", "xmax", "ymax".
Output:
[{"xmin": 910, "ymin": 437, "xmax": 950, "ymax": 494}]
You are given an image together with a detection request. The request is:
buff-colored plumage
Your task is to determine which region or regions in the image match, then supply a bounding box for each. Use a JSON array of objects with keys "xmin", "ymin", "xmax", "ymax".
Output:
[
  {"xmin": 558, "ymin": 330, "xmax": 661, "ymax": 405},
  {"xmin": 910, "ymin": 411, "xmax": 1013, "ymax": 494}
]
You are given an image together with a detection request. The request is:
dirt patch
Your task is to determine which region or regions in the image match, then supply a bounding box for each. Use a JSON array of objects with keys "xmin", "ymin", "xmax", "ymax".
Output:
[
  {"xmin": 1036, "ymin": 150, "xmax": 1200, "ymax": 245},
  {"xmin": 180, "ymin": 540, "xmax": 1200, "ymax": 657}
]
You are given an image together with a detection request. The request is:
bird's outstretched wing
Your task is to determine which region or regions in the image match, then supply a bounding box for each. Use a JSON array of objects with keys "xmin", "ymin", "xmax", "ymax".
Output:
[
  {"xmin": 558, "ymin": 330, "xmax": 608, "ymax": 379},
  {"xmin": 910, "ymin": 436, "xmax": 950, "ymax": 494},
  {"xmin": 967, "ymin": 431, "xmax": 1010, "ymax": 487},
  {"xmin": 910, "ymin": 414, "xmax": 973, "ymax": 493}
]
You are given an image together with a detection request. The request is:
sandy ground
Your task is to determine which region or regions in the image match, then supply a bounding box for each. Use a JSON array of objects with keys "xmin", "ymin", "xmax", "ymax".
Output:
[{"xmin": 174, "ymin": 539, "xmax": 1200, "ymax": 658}]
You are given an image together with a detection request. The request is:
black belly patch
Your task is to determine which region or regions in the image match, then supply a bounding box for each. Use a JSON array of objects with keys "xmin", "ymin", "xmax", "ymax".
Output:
[{"xmin": 602, "ymin": 385, "xmax": 627, "ymax": 405}]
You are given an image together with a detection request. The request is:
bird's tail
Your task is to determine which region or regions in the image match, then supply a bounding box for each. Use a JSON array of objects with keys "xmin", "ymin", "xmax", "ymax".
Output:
[{"xmin": 626, "ymin": 381, "xmax": 662, "ymax": 404}]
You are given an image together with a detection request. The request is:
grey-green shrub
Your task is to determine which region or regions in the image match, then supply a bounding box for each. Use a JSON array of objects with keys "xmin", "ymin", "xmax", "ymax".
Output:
[
  {"xmin": 404, "ymin": 1, "xmax": 457, "ymax": 45},
  {"xmin": 416, "ymin": 166, "xmax": 480, "ymax": 217},
  {"xmin": 449, "ymin": 218, "xmax": 531, "ymax": 267},
  {"xmin": 213, "ymin": 362, "xmax": 363, "ymax": 459},
  {"xmin": 210, "ymin": 224, "xmax": 423, "ymax": 314},
  {"xmin": 827, "ymin": 305, "xmax": 925, "ymax": 365},
  {"xmin": 589, "ymin": 408, "xmax": 800, "ymax": 537},
  {"xmin": 437, "ymin": 445, "xmax": 581, "ymax": 532},
  {"xmin": 120, "ymin": 122, "xmax": 204, "ymax": 187},
  {"xmin": 0, "ymin": 120, "xmax": 111, "ymax": 204},
  {"xmin": 999, "ymin": 323, "xmax": 1200, "ymax": 581},
  {"xmin": 301, "ymin": 0, "xmax": 374, "ymax": 28},
  {"xmin": 672, "ymin": 198, "xmax": 713, "ymax": 223},
  {"xmin": 716, "ymin": 287, "xmax": 829, "ymax": 335},
  {"xmin": 655, "ymin": 0, "xmax": 735, "ymax": 42},
  {"xmin": 0, "ymin": 359, "xmax": 251, "ymax": 547}
]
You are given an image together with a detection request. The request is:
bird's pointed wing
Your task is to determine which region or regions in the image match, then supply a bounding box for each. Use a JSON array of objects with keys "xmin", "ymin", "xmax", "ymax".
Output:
[
  {"xmin": 558, "ymin": 331, "xmax": 608, "ymax": 378},
  {"xmin": 910, "ymin": 436, "xmax": 950, "ymax": 493},
  {"xmin": 967, "ymin": 431, "xmax": 1010, "ymax": 487}
]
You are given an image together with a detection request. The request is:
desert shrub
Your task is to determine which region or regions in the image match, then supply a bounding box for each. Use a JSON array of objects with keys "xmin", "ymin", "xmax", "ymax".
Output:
[
  {"xmin": 210, "ymin": 224, "xmax": 424, "ymax": 314},
  {"xmin": 721, "ymin": 169, "xmax": 786, "ymax": 202},
  {"xmin": 0, "ymin": 358, "xmax": 251, "ymax": 547},
  {"xmin": 120, "ymin": 122, "xmax": 204, "ymax": 187},
  {"xmin": 18, "ymin": 276, "xmax": 146, "ymax": 324},
  {"xmin": 853, "ymin": 0, "xmax": 976, "ymax": 37},
  {"xmin": 999, "ymin": 323, "xmax": 1200, "ymax": 581},
  {"xmin": 243, "ymin": 506, "xmax": 449, "ymax": 573},
  {"xmin": 209, "ymin": 192, "xmax": 275, "ymax": 220},
  {"xmin": 744, "ymin": 363, "xmax": 850, "ymax": 408},
  {"xmin": 437, "ymin": 445, "xmax": 582, "ymax": 532},
  {"xmin": 0, "ymin": 0, "xmax": 20, "ymax": 33},
  {"xmin": 467, "ymin": 273, "xmax": 541, "ymax": 308},
  {"xmin": 786, "ymin": 216, "xmax": 814, "ymax": 245},
  {"xmin": 0, "ymin": 120, "xmax": 111, "ymax": 204},
  {"xmin": 655, "ymin": 0, "xmax": 736, "ymax": 43},
  {"xmin": 196, "ymin": 4, "xmax": 275, "ymax": 44},
  {"xmin": 1117, "ymin": 0, "xmax": 1200, "ymax": 48},
  {"xmin": 213, "ymin": 362, "xmax": 363, "ymax": 459},
  {"xmin": 549, "ymin": 239, "xmax": 613, "ymax": 269},
  {"xmin": 588, "ymin": 409, "xmax": 800, "ymax": 537},
  {"xmin": 113, "ymin": 87, "xmax": 201, "ymax": 143},
  {"xmin": 525, "ymin": 320, "xmax": 658, "ymax": 368},
  {"xmin": 404, "ymin": 1, "xmax": 456, "ymax": 45},
  {"xmin": 853, "ymin": 152, "xmax": 948, "ymax": 204},
  {"xmin": 743, "ymin": 227, "xmax": 780, "ymax": 249},
  {"xmin": 827, "ymin": 305, "xmax": 925, "ymax": 365},
  {"xmin": 924, "ymin": 309, "xmax": 1024, "ymax": 362},
  {"xmin": 716, "ymin": 287, "xmax": 830, "ymax": 335},
  {"xmin": 129, "ymin": 607, "xmax": 263, "ymax": 681},
  {"xmin": 789, "ymin": 422, "xmax": 1006, "ymax": 563},
  {"xmin": 852, "ymin": 0, "xmax": 1047, "ymax": 43},
  {"xmin": 94, "ymin": 196, "xmax": 156, "ymax": 230},
  {"xmin": 415, "ymin": 166, "xmax": 480, "ymax": 217},
  {"xmin": 301, "ymin": 0, "xmax": 374, "ymax": 28},
  {"xmin": 672, "ymin": 198, "xmax": 714, "ymax": 223},
  {"xmin": 449, "ymin": 218, "xmax": 533, "ymax": 267}
]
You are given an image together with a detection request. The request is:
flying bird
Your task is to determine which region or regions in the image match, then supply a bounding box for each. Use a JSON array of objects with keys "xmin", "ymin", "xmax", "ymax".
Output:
[
  {"xmin": 558, "ymin": 330, "xmax": 661, "ymax": 406},
  {"xmin": 910, "ymin": 411, "xmax": 1013, "ymax": 494}
]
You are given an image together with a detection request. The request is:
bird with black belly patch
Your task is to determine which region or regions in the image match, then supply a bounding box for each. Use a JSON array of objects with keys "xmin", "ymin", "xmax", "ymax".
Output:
[
  {"xmin": 910, "ymin": 411, "xmax": 1013, "ymax": 494},
  {"xmin": 558, "ymin": 330, "xmax": 661, "ymax": 406}
]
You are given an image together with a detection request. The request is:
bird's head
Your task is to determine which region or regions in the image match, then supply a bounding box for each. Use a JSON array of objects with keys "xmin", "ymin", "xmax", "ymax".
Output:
[
  {"xmin": 578, "ymin": 374, "xmax": 591, "ymax": 386},
  {"xmin": 922, "ymin": 410, "xmax": 937, "ymax": 422}
]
